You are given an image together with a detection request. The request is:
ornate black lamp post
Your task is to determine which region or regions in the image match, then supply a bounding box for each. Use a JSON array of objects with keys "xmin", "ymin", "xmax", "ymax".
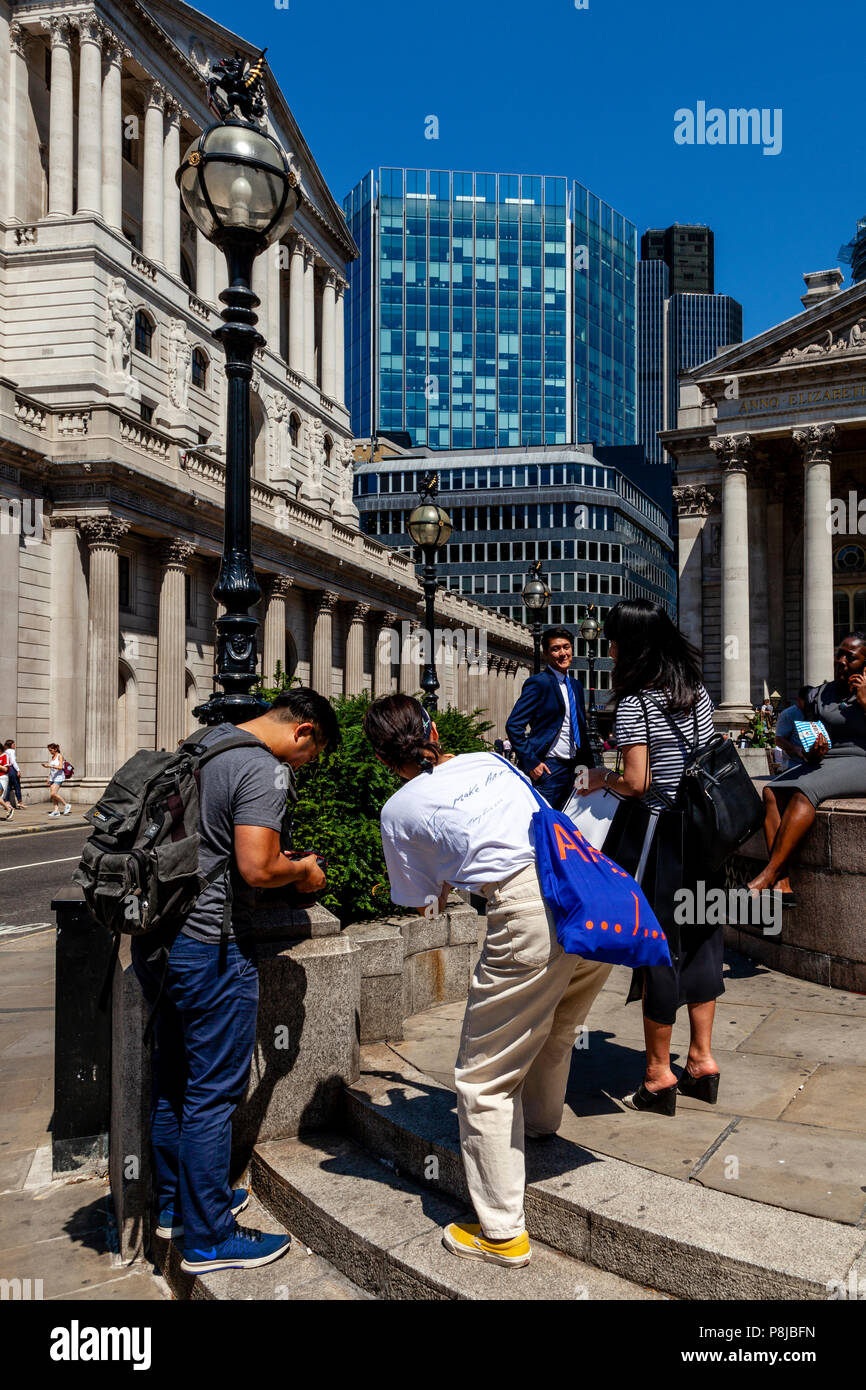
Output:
[
  {"xmin": 407, "ymin": 472, "xmax": 453, "ymax": 712},
  {"xmin": 579, "ymin": 605, "xmax": 605, "ymax": 764},
  {"xmin": 522, "ymin": 560, "xmax": 550, "ymax": 674},
  {"xmin": 176, "ymin": 52, "xmax": 301, "ymax": 724}
]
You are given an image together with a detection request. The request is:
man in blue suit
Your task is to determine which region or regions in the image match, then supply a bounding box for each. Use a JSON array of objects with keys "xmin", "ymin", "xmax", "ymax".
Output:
[{"xmin": 505, "ymin": 627, "xmax": 594, "ymax": 810}]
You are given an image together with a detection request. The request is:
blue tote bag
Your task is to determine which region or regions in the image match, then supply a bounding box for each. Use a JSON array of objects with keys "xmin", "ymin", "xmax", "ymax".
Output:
[{"xmin": 496, "ymin": 758, "xmax": 671, "ymax": 969}]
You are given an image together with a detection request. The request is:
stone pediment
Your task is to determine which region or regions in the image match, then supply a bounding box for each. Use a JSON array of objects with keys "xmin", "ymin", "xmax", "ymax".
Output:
[{"xmin": 687, "ymin": 278, "xmax": 866, "ymax": 385}]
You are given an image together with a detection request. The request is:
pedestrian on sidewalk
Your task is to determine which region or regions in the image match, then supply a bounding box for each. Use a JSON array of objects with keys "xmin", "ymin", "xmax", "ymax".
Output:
[
  {"xmin": 505, "ymin": 626, "xmax": 594, "ymax": 810},
  {"xmin": 0, "ymin": 744, "xmax": 15, "ymax": 820},
  {"xmin": 3, "ymin": 741, "xmax": 24, "ymax": 808},
  {"xmin": 574, "ymin": 599, "xmax": 722, "ymax": 1117},
  {"xmin": 42, "ymin": 743, "xmax": 71, "ymax": 816},
  {"xmin": 365, "ymin": 693, "xmax": 612, "ymax": 1270},
  {"xmin": 131, "ymin": 688, "xmax": 338, "ymax": 1277}
]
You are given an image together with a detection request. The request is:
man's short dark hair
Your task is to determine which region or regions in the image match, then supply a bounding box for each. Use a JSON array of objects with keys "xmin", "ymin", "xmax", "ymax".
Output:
[
  {"xmin": 267, "ymin": 687, "xmax": 340, "ymax": 751},
  {"xmin": 797, "ymin": 685, "xmax": 810, "ymax": 702},
  {"xmin": 541, "ymin": 626, "xmax": 574, "ymax": 650}
]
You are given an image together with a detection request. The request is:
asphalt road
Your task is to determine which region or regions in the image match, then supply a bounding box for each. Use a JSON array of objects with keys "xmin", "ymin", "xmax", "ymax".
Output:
[{"xmin": 0, "ymin": 827, "xmax": 90, "ymax": 939}]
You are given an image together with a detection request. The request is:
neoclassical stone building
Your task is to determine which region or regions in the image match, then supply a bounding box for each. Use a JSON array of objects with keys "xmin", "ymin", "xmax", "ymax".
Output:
[
  {"xmin": 665, "ymin": 270, "xmax": 866, "ymax": 730},
  {"xmin": 0, "ymin": 0, "xmax": 531, "ymax": 800}
]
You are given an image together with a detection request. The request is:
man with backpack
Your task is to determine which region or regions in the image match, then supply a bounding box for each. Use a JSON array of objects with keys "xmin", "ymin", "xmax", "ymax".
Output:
[{"xmin": 128, "ymin": 688, "xmax": 338, "ymax": 1275}]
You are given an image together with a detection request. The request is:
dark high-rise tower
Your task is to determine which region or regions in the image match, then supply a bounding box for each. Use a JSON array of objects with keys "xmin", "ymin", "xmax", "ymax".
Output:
[{"xmin": 641, "ymin": 224, "xmax": 714, "ymax": 295}]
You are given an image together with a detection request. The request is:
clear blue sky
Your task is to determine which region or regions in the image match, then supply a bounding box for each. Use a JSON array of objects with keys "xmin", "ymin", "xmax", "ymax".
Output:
[{"xmin": 200, "ymin": 0, "xmax": 865, "ymax": 340}]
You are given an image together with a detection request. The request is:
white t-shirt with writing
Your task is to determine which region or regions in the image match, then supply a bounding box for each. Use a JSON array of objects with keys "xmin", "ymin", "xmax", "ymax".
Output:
[{"xmin": 379, "ymin": 753, "xmax": 538, "ymax": 907}]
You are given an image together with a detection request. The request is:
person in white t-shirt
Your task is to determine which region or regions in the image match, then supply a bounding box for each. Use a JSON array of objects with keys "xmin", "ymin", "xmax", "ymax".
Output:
[
  {"xmin": 42, "ymin": 743, "xmax": 71, "ymax": 816},
  {"xmin": 365, "ymin": 693, "xmax": 611, "ymax": 1272}
]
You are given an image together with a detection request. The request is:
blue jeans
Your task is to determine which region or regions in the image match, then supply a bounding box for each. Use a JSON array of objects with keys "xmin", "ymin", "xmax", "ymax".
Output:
[
  {"xmin": 533, "ymin": 757, "xmax": 578, "ymax": 811},
  {"xmin": 131, "ymin": 931, "xmax": 259, "ymax": 1248}
]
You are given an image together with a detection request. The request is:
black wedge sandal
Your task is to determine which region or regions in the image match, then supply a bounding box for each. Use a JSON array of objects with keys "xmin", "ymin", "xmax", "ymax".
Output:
[
  {"xmin": 622, "ymin": 1081, "xmax": 678, "ymax": 1117},
  {"xmin": 677, "ymin": 1068, "xmax": 720, "ymax": 1104}
]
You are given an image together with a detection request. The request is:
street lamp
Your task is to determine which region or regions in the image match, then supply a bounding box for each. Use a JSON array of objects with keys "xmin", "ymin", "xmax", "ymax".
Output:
[
  {"xmin": 407, "ymin": 472, "xmax": 452, "ymax": 712},
  {"xmin": 579, "ymin": 605, "xmax": 605, "ymax": 764},
  {"xmin": 176, "ymin": 51, "xmax": 301, "ymax": 724},
  {"xmin": 522, "ymin": 560, "xmax": 550, "ymax": 674}
]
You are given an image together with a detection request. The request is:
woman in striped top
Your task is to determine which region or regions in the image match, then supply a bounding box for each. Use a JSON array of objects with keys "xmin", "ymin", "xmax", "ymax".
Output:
[{"xmin": 575, "ymin": 599, "xmax": 722, "ymax": 1117}]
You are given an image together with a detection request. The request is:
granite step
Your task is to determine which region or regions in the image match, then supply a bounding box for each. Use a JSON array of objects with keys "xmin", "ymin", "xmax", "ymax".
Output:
[
  {"xmin": 152, "ymin": 1190, "xmax": 373, "ymax": 1301},
  {"xmin": 344, "ymin": 1043, "xmax": 866, "ymax": 1301},
  {"xmin": 251, "ymin": 1132, "xmax": 668, "ymax": 1300}
]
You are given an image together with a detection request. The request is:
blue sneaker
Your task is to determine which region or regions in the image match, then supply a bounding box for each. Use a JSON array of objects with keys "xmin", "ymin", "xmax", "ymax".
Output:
[
  {"xmin": 179, "ymin": 1225, "xmax": 292, "ymax": 1274},
  {"xmin": 155, "ymin": 1188, "xmax": 250, "ymax": 1240}
]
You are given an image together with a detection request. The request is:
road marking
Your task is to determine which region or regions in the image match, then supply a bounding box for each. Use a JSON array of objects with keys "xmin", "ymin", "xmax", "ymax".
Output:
[
  {"xmin": 0, "ymin": 855, "xmax": 80, "ymax": 873},
  {"xmin": 0, "ymin": 922, "xmax": 53, "ymax": 939}
]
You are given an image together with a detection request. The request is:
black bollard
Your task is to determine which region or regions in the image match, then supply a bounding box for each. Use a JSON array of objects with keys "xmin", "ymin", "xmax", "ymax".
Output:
[{"xmin": 51, "ymin": 892, "xmax": 115, "ymax": 1176}]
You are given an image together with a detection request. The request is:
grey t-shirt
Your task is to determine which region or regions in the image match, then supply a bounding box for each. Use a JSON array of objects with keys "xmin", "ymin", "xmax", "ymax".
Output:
[{"xmin": 182, "ymin": 723, "xmax": 296, "ymax": 943}]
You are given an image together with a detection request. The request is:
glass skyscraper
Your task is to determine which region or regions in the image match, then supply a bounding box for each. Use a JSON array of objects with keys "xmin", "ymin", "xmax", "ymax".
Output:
[
  {"xmin": 343, "ymin": 169, "xmax": 637, "ymax": 451},
  {"xmin": 637, "ymin": 242, "xmax": 742, "ymax": 465}
]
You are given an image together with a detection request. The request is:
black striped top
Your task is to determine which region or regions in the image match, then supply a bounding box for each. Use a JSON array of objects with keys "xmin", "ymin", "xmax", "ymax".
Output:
[{"xmin": 613, "ymin": 685, "xmax": 716, "ymax": 811}]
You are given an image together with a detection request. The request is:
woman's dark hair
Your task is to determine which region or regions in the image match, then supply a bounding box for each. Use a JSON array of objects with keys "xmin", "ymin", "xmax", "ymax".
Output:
[
  {"xmin": 604, "ymin": 599, "xmax": 703, "ymax": 714},
  {"xmin": 47, "ymin": 742, "xmax": 60, "ymax": 752},
  {"xmin": 363, "ymin": 694, "xmax": 440, "ymax": 776}
]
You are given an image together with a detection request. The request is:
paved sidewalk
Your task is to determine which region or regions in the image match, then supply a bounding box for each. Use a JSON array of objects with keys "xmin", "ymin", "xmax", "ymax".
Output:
[
  {"xmin": 0, "ymin": 929, "xmax": 168, "ymax": 1300},
  {"xmin": 0, "ymin": 804, "xmax": 89, "ymax": 838},
  {"xmin": 391, "ymin": 949, "xmax": 866, "ymax": 1227}
]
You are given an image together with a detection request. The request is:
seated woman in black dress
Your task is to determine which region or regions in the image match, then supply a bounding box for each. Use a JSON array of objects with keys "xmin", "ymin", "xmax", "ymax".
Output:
[{"xmin": 747, "ymin": 631, "xmax": 866, "ymax": 904}]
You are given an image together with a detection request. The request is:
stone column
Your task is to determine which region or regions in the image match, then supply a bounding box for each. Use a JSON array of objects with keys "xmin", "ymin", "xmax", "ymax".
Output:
[
  {"xmin": 673, "ymin": 484, "xmax": 714, "ymax": 659},
  {"xmin": 142, "ymin": 81, "xmax": 165, "ymax": 265},
  {"xmin": 8, "ymin": 25, "xmax": 31, "ymax": 222},
  {"xmin": 457, "ymin": 648, "xmax": 470, "ymax": 712},
  {"xmin": 263, "ymin": 575, "xmax": 293, "ymax": 686},
  {"xmin": 748, "ymin": 465, "xmax": 770, "ymax": 705},
  {"xmin": 312, "ymin": 591, "xmax": 338, "ymax": 698},
  {"xmin": 345, "ymin": 602, "xmax": 370, "ymax": 696},
  {"xmin": 767, "ymin": 471, "xmax": 787, "ymax": 695},
  {"xmin": 794, "ymin": 423, "xmax": 837, "ymax": 685},
  {"xmin": 81, "ymin": 517, "xmax": 129, "ymax": 781},
  {"xmin": 487, "ymin": 656, "xmax": 502, "ymax": 738},
  {"xmin": 197, "ymin": 230, "xmax": 217, "ymax": 304},
  {"xmin": 46, "ymin": 18, "xmax": 74, "ymax": 218},
  {"xmin": 505, "ymin": 660, "xmax": 518, "ymax": 725},
  {"xmin": 101, "ymin": 34, "xmax": 126, "ymax": 233},
  {"xmin": 289, "ymin": 235, "xmax": 306, "ymax": 373},
  {"xmin": 710, "ymin": 434, "xmax": 752, "ymax": 722},
  {"xmin": 321, "ymin": 270, "xmax": 337, "ymax": 400},
  {"xmin": 335, "ymin": 279, "xmax": 346, "ymax": 406},
  {"xmin": 270, "ymin": 244, "xmax": 283, "ymax": 358},
  {"xmin": 303, "ymin": 244, "xmax": 316, "ymax": 382},
  {"xmin": 156, "ymin": 540, "xmax": 195, "ymax": 752},
  {"xmin": 374, "ymin": 611, "xmax": 397, "ymax": 698},
  {"xmin": 399, "ymin": 620, "xmax": 420, "ymax": 696},
  {"xmin": 253, "ymin": 240, "xmax": 272, "ymax": 347},
  {"xmin": 162, "ymin": 98, "xmax": 182, "ymax": 277},
  {"xmin": 75, "ymin": 11, "xmax": 104, "ymax": 217}
]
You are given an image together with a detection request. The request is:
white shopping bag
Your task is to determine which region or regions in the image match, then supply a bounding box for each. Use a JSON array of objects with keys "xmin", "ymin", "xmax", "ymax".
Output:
[{"xmin": 561, "ymin": 785, "xmax": 623, "ymax": 849}]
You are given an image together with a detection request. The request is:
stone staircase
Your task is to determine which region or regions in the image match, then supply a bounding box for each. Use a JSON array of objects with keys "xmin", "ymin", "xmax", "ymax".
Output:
[{"xmin": 154, "ymin": 1037, "xmax": 866, "ymax": 1301}]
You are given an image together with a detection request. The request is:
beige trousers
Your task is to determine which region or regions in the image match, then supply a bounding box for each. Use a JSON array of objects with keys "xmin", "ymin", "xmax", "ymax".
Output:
[{"xmin": 454, "ymin": 862, "xmax": 611, "ymax": 1239}]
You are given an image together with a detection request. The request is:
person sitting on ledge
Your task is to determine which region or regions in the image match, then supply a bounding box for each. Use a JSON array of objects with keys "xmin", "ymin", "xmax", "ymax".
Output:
[{"xmin": 748, "ymin": 631, "xmax": 866, "ymax": 907}]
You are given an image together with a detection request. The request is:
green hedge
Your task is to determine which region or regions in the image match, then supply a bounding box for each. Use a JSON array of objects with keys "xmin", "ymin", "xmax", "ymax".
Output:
[{"xmin": 288, "ymin": 693, "xmax": 492, "ymax": 924}]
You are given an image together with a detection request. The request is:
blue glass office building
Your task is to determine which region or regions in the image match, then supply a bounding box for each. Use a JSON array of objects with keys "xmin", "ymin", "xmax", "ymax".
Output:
[{"xmin": 343, "ymin": 169, "xmax": 638, "ymax": 451}]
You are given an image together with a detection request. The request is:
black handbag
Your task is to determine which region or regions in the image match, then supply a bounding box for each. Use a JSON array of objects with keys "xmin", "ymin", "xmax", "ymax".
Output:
[{"xmin": 647, "ymin": 697, "xmax": 764, "ymax": 874}]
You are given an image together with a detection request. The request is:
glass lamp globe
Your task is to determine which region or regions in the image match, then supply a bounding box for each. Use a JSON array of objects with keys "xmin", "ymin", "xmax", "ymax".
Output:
[
  {"xmin": 177, "ymin": 124, "xmax": 300, "ymax": 246},
  {"xmin": 522, "ymin": 576, "xmax": 550, "ymax": 611},
  {"xmin": 407, "ymin": 501, "xmax": 452, "ymax": 550},
  {"xmin": 579, "ymin": 613, "xmax": 600, "ymax": 642}
]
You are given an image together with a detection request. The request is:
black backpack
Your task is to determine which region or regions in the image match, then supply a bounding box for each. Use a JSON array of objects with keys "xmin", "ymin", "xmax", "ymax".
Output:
[
  {"xmin": 645, "ymin": 696, "xmax": 764, "ymax": 873},
  {"xmin": 73, "ymin": 726, "xmax": 272, "ymax": 942}
]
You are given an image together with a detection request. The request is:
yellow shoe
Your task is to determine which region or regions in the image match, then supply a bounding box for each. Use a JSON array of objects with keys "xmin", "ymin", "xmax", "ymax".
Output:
[{"xmin": 442, "ymin": 1222, "xmax": 532, "ymax": 1267}]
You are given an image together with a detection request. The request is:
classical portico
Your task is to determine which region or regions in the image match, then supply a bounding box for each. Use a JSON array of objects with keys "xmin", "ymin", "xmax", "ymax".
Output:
[{"xmin": 666, "ymin": 272, "xmax": 866, "ymax": 730}]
